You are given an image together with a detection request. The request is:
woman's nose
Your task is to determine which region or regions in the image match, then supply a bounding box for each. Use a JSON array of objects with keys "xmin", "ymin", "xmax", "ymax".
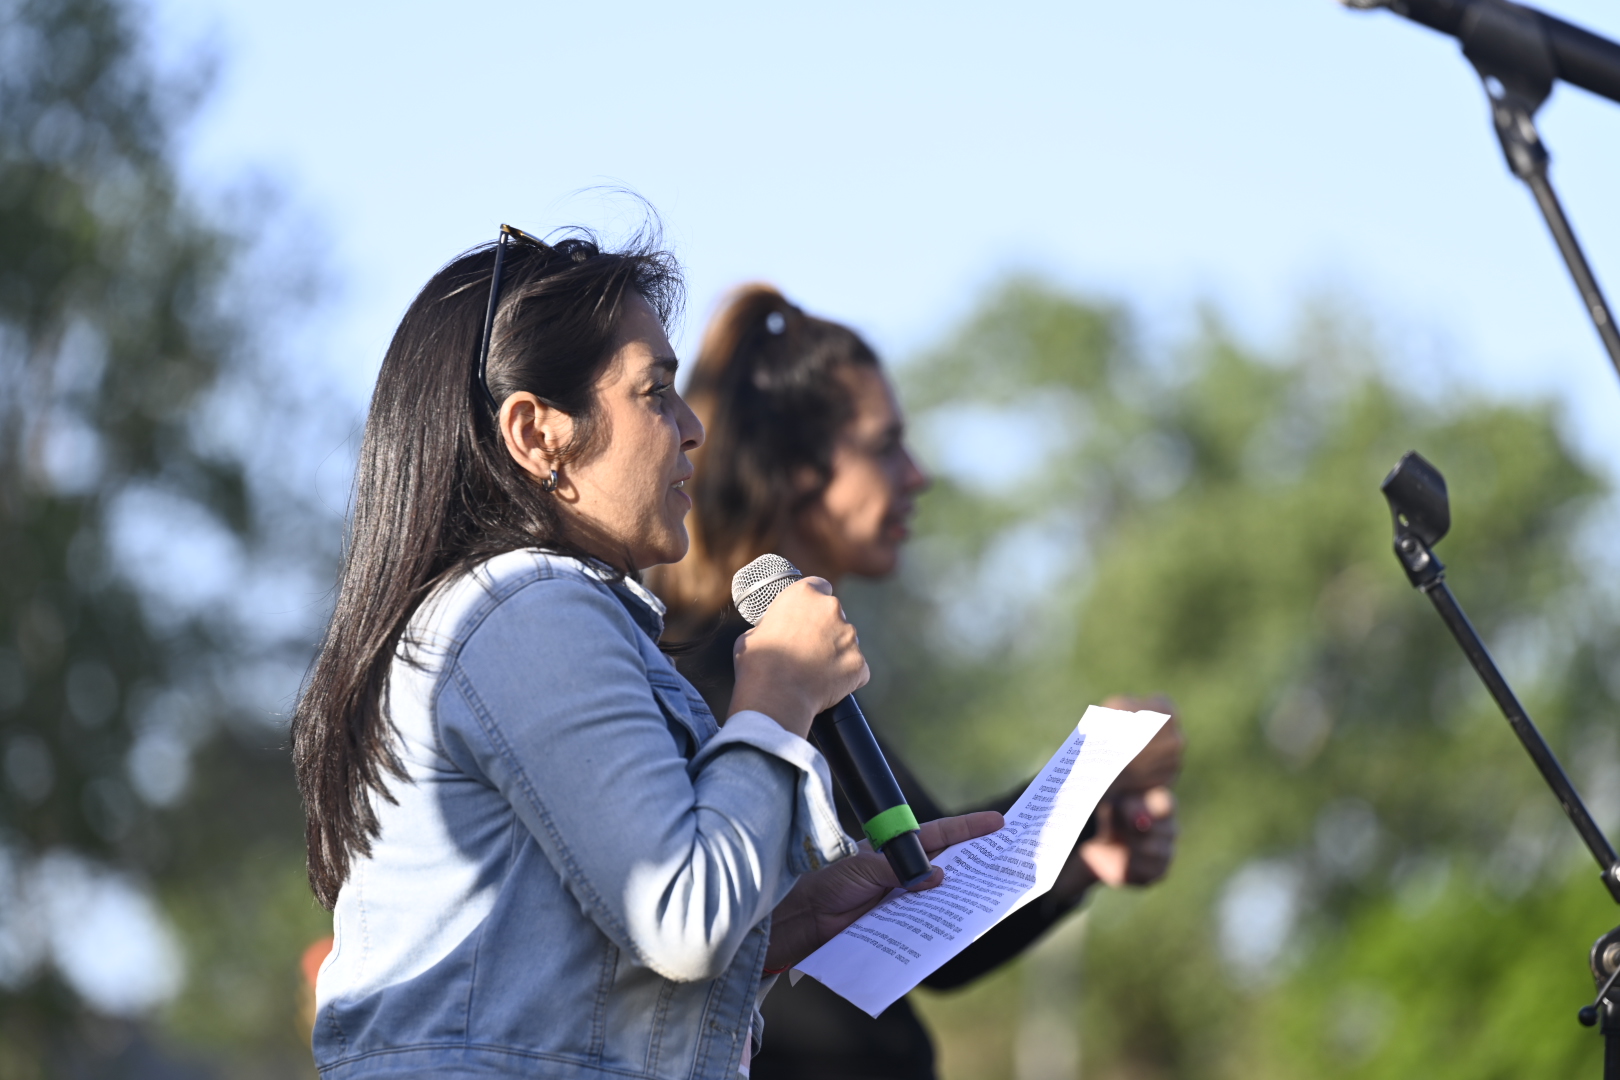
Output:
[
  {"xmin": 678, "ymin": 394, "xmax": 705, "ymax": 451},
  {"xmin": 901, "ymin": 445, "xmax": 930, "ymax": 494}
]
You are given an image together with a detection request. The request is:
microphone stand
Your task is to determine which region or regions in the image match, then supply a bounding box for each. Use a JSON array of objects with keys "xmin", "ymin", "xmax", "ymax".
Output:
[
  {"xmin": 1343, "ymin": 4, "xmax": 1620, "ymax": 1065},
  {"xmin": 1346, "ymin": 0, "xmax": 1620, "ymax": 385},
  {"xmin": 1381, "ymin": 450, "xmax": 1620, "ymax": 1077}
]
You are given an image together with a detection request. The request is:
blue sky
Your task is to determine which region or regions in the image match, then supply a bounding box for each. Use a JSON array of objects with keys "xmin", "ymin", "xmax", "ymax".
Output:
[{"xmin": 146, "ymin": 0, "xmax": 1620, "ymax": 476}]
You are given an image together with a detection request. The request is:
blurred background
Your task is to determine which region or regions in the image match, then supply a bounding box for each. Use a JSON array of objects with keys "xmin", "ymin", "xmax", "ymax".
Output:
[{"xmin": 2, "ymin": 0, "xmax": 1619, "ymax": 1076}]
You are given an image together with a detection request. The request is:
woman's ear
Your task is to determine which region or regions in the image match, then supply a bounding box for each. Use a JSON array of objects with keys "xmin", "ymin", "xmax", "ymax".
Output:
[{"xmin": 499, "ymin": 392, "xmax": 575, "ymax": 483}]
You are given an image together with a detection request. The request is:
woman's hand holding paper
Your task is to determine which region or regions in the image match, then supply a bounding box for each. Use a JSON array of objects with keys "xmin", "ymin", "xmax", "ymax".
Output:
[
  {"xmin": 1051, "ymin": 696, "xmax": 1185, "ymax": 899},
  {"xmin": 764, "ymin": 811, "xmax": 1005, "ymax": 974}
]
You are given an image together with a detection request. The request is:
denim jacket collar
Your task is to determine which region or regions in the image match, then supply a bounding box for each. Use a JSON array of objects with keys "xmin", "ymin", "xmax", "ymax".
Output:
[
  {"xmin": 608, "ymin": 575, "xmax": 666, "ymax": 642},
  {"xmin": 544, "ymin": 554, "xmax": 667, "ymax": 642}
]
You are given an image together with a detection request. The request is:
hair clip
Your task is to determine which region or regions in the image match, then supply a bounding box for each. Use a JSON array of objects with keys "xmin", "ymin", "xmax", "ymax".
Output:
[{"xmin": 765, "ymin": 311, "xmax": 787, "ymax": 335}]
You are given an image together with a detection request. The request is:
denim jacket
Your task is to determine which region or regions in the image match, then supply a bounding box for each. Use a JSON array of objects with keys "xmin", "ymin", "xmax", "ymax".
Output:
[{"xmin": 314, "ymin": 550, "xmax": 856, "ymax": 1079}]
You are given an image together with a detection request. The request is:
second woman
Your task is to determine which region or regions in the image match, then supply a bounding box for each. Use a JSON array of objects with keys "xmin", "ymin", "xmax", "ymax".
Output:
[{"xmin": 650, "ymin": 285, "xmax": 1185, "ymax": 1080}]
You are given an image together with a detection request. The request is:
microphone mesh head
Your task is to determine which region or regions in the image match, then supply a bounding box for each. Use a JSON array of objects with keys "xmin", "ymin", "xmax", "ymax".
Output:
[{"xmin": 731, "ymin": 554, "xmax": 802, "ymax": 626}]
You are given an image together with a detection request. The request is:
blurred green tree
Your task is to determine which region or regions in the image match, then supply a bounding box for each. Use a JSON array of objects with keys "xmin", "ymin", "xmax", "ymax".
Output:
[
  {"xmin": 844, "ymin": 279, "xmax": 1619, "ymax": 1079},
  {"xmin": 0, "ymin": 0, "xmax": 336, "ymax": 1074}
]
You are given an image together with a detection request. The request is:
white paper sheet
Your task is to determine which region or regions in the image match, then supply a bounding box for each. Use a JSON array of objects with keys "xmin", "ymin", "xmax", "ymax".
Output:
[{"xmin": 790, "ymin": 705, "xmax": 1170, "ymax": 1017}]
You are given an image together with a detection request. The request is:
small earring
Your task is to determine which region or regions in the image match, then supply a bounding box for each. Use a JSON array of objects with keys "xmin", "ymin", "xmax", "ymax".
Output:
[{"xmin": 541, "ymin": 468, "xmax": 559, "ymax": 493}]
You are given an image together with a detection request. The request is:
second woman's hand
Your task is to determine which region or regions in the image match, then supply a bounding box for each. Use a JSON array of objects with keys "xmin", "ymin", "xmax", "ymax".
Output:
[
  {"xmin": 728, "ymin": 577, "xmax": 868, "ymax": 739},
  {"xmin": 764, "ymin": 811, "xmax": 1004, "ymax": 974},
  {"xmin": 1047, "ymin": 697, "xmax": 1184, "ymax": 902}
]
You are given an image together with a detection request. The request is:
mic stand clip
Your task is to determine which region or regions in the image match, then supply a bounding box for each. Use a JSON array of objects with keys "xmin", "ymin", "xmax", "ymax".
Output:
[
  {"xmin": 1461, "ymin": 3, "xmax": 1620, "ymax": 381},
  {"xmin": 1577, "ymin": 926, "xmax": 1620, "ymax": 1080}
]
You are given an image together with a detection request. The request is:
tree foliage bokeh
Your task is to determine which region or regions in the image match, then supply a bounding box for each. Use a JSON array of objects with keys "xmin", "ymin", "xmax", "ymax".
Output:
[
  {"xmin": 0, "ymin": 0, "xmax": 337, "ymax": 1074},
  {"xmin": 844, "ymin": 279, "xmax": 1620, "ymax": 1079}
]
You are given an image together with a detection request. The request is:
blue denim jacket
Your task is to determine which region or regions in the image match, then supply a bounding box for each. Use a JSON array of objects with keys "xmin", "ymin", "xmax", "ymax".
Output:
[{"xmin": 313, "ymin": 550, "xmax": 856, "ymax": 1079}]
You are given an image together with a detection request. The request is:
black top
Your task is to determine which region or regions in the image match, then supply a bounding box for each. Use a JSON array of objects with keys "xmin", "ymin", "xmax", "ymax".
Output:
[{"xmin": 674, "ymin": 615, "xmax": 1093, "ymax": 1080}]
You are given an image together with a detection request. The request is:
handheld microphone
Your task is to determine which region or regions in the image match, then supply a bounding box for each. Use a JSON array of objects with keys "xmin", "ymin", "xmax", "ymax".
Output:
[
  {"xmin": 731, "ymin": 554, "xmax": 934, "ymax": 888},
  {"xmin": 1342, "ymin": 0, "xmax": 1620, "ymax": 106}
]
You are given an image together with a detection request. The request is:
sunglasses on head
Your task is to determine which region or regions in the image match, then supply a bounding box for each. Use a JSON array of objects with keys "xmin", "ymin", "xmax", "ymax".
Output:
[{"xmin": 477, "ymin": 223, "xmax": 551, "ymax": 413}]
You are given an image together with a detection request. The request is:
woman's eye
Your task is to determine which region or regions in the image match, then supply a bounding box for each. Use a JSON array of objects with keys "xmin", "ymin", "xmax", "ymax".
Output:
[{"xmin": 649, "ymin": 382, "xmax": 673, "ymax": 397}]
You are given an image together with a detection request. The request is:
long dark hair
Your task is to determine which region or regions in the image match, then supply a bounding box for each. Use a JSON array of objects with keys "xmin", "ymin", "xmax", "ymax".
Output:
[
  {"xmin": 649, "ymin": 284, "xmax": 877, "ymax": 635},
  {"xmin": 292, "ymin": 229, "xmax": 681, "ymax": 909}
]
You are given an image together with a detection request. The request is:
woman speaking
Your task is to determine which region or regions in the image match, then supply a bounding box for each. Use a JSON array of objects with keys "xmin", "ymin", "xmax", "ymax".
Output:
[
  {"xmin": 650, "ymin": 285, "xmax": 1184, "ymax": 1080},
  {"xmin": 291, "ymin": 227, "xmax": 999, "ymax": 1080}
]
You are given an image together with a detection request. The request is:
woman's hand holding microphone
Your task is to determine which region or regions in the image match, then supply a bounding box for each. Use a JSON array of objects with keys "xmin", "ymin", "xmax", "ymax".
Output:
[{"xmin": 728, "ymin": 577, "xmax": 868, "ymax": 739}]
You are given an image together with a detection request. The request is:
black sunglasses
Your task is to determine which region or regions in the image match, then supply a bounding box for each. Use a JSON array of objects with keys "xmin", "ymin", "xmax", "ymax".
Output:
[{"xmin": 477, "ymin": 223, "xmax": 550, "ymax": 413}]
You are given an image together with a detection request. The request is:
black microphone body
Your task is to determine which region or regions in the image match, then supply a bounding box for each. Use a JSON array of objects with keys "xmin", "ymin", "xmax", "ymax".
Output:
[
  {"xmin": 730, "ymin": 554, "xmax": 934, "ymax": 888},
  {"xmin": 810, "ymin": 697, "xmax": 933, "ymax": 887},
  {"xmin": 1360, "ymin": 0, "xmax": 1620, "ymax": 105}
]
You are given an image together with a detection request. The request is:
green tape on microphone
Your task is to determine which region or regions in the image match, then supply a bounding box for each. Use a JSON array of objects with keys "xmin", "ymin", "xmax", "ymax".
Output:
[{"xmin": 863, "ymin": 804, "xmax": 921, "ymax": 851}]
